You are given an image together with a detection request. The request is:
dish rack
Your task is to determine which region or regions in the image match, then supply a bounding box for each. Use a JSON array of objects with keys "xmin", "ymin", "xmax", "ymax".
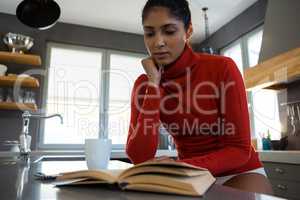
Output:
[{"xmin": 281, "ymin": 100, "xmax": 300, "ymax": 136}]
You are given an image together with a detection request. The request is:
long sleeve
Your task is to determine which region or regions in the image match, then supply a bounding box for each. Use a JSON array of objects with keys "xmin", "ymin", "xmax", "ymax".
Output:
[
  {"xmin": 126, "ymin": 75, "xmax": 164, "ymax": 164},
  {"xmin": 178, "ymin": 58, "xmax": 252, "ymax": 176}
]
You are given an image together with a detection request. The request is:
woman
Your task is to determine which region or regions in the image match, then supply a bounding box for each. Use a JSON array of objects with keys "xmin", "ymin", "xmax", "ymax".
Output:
[{"xmin": 126, "ymin": 0, "xmax": 273, "ymax": 194}]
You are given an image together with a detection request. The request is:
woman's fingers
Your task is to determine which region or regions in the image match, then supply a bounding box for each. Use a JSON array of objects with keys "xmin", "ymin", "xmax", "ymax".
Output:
[{"xmin": 141, "ymin": 57, "xmax": 161, "ymax": 86}]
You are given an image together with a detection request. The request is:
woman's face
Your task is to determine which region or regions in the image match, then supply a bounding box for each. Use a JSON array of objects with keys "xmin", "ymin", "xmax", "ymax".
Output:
[{"xmin": 143, "ymin": 7, "xmax": 192, "ymax": 66}]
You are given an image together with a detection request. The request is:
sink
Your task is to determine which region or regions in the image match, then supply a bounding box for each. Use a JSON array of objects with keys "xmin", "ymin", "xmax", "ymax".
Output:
[
  {"xmin": 0, "ymin": 151, "xmax": 86, "ymax": 165},
  {"xmin": 0, "ymin": 157, "xmax": 19, "ymax": 166},
  {"xmin": 37, "ymin": 155, "xmax": 85, "ymax": 162},
  {"xmin": 0, "ymin": 152, "xmax": 43, "ymax": 165}
]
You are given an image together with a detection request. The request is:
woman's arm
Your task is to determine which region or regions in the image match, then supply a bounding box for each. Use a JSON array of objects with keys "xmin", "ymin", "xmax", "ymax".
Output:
[
  {"xmin": 125, "ymin": 75, "xmax": 164, "ymax": 164},
  {"xmin": 178, "ymin": 58, "xmax": 252, "ymax": 176}
]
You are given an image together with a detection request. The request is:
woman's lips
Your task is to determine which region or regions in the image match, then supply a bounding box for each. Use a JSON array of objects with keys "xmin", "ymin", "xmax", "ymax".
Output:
[{"xmin": 153, "ymin": 52, "xmax": 169, "ymax": 59}]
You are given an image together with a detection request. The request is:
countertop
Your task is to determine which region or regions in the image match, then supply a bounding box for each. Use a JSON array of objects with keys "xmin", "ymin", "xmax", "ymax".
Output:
[
  {"xmin": 0, "ymin": 149, "xmax": 178, "ymax": 159},
  {"xmin": 0, "ymin": 156, "xmax": 284, "ymax": 200},
  {"xmin": 1, "ymin": 150, "xmax": 300, "ymax": 164},
  {"xmin": 257, "ymin": 150, "xmax": 300, "ymax": 164}
]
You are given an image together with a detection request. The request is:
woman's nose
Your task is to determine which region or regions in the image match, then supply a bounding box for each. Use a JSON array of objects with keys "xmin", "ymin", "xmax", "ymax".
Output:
[{"xmin": 154, "ymin": 34, "xmax": 166, "ymax": 48}]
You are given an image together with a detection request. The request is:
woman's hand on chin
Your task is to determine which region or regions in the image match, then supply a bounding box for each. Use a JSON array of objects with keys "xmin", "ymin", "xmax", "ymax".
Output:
[{"xmin": 141, "ymin": 57, "xmax": 162, "ymax": 87}]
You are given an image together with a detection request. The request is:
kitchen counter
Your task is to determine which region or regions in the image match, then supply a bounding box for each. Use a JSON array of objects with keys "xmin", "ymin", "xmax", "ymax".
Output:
[
  {"xmin": 1, "ymin": 150, "xmax": 300, "ymax": 164},
  {"xmin": 0, "ymin": 149, "xmax": 178, "ymax": 159},
  {"xmin": 257, "ymin": 150, "xmax": 300, "ymax": 164},
  {"xmin": 0, "ymin": 156, "xmax": 284, "ymax": 200}
]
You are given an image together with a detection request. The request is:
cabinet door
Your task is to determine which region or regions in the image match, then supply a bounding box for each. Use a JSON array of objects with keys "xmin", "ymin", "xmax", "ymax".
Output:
[
  {"xmin": 263, "ymin": 162, "xmax": 300, "ymax": 181},
  {"xmin": 270, "ymin": 178, "xmax": 300, "ymax": 200}
]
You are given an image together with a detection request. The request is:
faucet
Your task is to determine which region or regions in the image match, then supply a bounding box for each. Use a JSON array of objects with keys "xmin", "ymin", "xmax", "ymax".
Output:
[{"xmin": 19, "ymin": 111, "xmax": 63, "ymax": 155}]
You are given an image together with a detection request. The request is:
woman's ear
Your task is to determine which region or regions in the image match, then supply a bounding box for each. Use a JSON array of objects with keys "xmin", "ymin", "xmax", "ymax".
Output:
[{"xmin": 186, "ymin": 22, "xmax": 193, "ymax": 41}]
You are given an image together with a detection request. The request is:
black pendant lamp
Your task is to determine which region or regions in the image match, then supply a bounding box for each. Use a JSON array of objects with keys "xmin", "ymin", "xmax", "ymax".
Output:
[
  {"xmin": 200, "ymin": 7, "xmax": 216, "ymax": 54},
  {"xmin": 16, "ymin": 0, "xmax": 61, "ymax": 30}
]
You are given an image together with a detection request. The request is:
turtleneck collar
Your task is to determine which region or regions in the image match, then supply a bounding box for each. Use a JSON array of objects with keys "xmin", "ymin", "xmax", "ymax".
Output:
[{"xmin": 161, "ymin": 44, "xmax": 198, "ymax": 80}]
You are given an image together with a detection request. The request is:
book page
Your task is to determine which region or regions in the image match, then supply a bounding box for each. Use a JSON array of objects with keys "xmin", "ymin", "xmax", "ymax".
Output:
[
  {"xmin": 57, "ymin": 169, "xmax": 124, "ymax": 183},
  {"xmin": 119, "ymin": 166, "xmax": 208, "ymax": 180},
  {"xmin": 119, "ymin": 160, "xmax": 208, "ymax": 180},
  {"xmin": 54, "ymin": 178, "xmax": 108, "ymax": 186},
  {"xmin": 124, "ymin": 184, "xmax": 198, "ymax": 196},
  {"xmin": 120, "ymin": 173, "xmax": 216, "ymax": 196},
  {"xmin": 129, "ymin": 160, "xmax": 208, "ymax": 170},
  {"xmin": 55, "ymin": 160, "xmax": 132, "ymax": 183}
]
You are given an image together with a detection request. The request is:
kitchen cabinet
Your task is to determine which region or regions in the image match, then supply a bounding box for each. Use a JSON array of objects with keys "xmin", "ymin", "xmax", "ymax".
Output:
[
  {"xmin": 244, "ymin": 47, "xmax": 300, "ymax": 91},
  {"xmin": 263, "ymin": 161, "xmax": 300, "ymax": 199}
]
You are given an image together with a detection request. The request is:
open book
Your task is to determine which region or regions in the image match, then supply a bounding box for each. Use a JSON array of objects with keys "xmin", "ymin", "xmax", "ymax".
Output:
[{"xmin": 52, "ymin": 160, "xmax": 216, "ymax": 196}]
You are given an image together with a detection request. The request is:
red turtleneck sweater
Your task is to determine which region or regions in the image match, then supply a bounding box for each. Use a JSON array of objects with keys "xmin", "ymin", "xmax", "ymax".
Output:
[{"xmin": 126, "ymin": 45, "xmax": 262, "ymax": 177}]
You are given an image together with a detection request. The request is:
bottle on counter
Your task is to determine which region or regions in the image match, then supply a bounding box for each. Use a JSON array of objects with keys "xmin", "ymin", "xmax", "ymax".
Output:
[{"xmin": 262, "ymin": 130, "xmax": 272, "ymax": 150}]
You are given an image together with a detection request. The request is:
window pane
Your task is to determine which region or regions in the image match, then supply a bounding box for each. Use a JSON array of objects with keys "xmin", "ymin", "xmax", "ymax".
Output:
[
  {"xmin": 252, "ymin": 89, "xmax": 281, "ymax": 140},
  {"xmin": 222, "ymin": 43, "xmax": 244, "ymax": 75},
  {"xmin": 44, "ymin": 45, "xmax": 102, "ymax": 144},
  {"xmin": 247, "ymin": 30, "xmax": 263, "ymax": 67},
  {"xmin": 108, "ymin": 53, "xmax": 145, "ymax": 145},
  {"xmin": 246, "ymin": 29, "xmax": 281, "ymax": 140}
]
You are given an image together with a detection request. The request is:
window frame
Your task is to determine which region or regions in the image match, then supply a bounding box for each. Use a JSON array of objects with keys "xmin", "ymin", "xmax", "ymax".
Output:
[
  {"xmin": 105, "ymin": 49, "xmax": 147, "ymax": 150},
  {"xmin": 220, "ymin": 26, "xmax": 264, "ymax": 138}
]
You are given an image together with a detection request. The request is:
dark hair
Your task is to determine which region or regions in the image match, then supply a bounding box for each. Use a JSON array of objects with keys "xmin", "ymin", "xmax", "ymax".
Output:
[{"xmin": 142, "ymin": 0, "xmax": 191, "ymax": 30}]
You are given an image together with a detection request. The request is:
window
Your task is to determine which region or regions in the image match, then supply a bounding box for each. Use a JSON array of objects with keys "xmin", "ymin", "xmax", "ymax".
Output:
[
  {"xmin": 42, "ymin": 44, "xmax": 103, "ymax": 147},
  {"xmin": 221, "ymin": 41, "xmax": 244, "ymax": 76},
  {"xmin": 40, "ymin": 43, "xmax": 146, "ymax": 149},
  {"xmin": 251, "ymin": 89, "xmax": 281, "ymax": 140},
  {"xmin": 107, "ymin": 52, "xmax": 145, "ymax": 147},
  {"xmin": 221, "ymin": 27, "xmax": 281, "ymax": 142},
  {"xmin": 247, "ymin": 30, "xmax": 263, "ymax": 67}
]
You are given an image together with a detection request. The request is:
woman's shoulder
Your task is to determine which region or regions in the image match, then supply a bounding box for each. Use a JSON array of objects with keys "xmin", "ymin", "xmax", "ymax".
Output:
[
  {"xmin": 194, "ymin": 52, "xmax": 233, "ymax": 66},
  {"xmin": 191, "ymin": 52, "xmax": 242, "ymax": 83},
  {"xmin": 193, "ymin": 52, "xmax": 238, "ymax": 74}
]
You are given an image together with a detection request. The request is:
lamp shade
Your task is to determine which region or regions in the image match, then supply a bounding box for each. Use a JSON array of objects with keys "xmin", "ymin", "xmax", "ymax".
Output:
[{"xmin": 16, "ymin": 0, "xmax": 61, "ymax": 30}]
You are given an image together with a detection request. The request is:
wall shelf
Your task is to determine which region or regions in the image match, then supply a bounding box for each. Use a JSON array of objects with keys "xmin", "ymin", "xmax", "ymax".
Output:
[
  {"xmin": 0, "ymin": 76, "xmax": 39, "ymax": 88},
  {"xmin": 0, "ymin": 51, "xmax": 41, "ymax": 66},
  {"xmin": 0, "ymin": 102, "xmax": 37, "ymax": 111},
  {"xmin": 244, "ymin": 47, "xmax": 300, "ymax": 91},
  {"xmin": 0, "ymin": 51, "xmax": 41, "ymax": 111}
]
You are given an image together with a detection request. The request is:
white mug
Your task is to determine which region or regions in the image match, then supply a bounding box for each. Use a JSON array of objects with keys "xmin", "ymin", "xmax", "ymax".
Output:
[
  {"xmin": 0, "ymin": 64, "xmax": 7, "ymax": 76},
  {"xmin": 84, "ymin": 138, "xmax": 112, "ymax": 170}
]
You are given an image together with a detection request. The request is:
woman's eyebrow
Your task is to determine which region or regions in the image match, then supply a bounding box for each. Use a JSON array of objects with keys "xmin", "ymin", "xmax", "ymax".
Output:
[
  {"xmin": 143, "ymin": 23, "xmax": 177, "ymax": 30},
  {"xmin": 143, "ymin": 26, "xmax": 154, "ymax": 30},
  {"xmin": 161, "ymin": 23, "xmax": 177, "ymax": 29}
]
